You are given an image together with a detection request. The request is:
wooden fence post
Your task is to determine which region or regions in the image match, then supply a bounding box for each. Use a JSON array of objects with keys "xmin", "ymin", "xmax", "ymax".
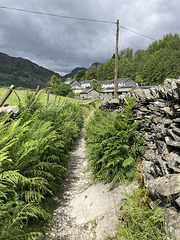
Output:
[
  {"xmin": 47, "ymin": 91, "xmax": 50, "ymax": 105},
  {"xmin": 0, "ymin": 85, "xmax": 15, "ymax": 107},
  {"xmin": 57, "ymin": 97, "xmax": 61, "ymax": 107},
  {"xmin": 54, "ymin": 95, "xmax": 57, "ymax": 105},
  {"xmin": 33, "ymin": 85, "xmax": 40, "ymax": 96}
]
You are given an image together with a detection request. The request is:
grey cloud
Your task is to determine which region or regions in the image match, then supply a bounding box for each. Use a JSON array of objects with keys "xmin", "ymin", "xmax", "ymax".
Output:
[{"xmin": 0, "ymin": 0, "xmax": 180, "ymax": 75}]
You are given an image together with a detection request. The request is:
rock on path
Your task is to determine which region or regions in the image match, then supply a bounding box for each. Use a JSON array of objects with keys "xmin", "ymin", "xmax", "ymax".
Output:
[{"xmin": 48, "ymin": 129, "xmax": 136, "ymax": 240}]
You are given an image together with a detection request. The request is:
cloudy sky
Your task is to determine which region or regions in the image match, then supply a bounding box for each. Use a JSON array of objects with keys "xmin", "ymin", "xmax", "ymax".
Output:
[{"xmin": 0, "ymin": 0, "xmax": 180, "ymax": 75}]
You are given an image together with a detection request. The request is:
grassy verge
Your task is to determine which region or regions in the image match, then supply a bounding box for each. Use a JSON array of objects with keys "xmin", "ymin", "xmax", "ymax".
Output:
[{"xmin": 0, "ymin": 87, "xmax": 88, "ymax": 106}]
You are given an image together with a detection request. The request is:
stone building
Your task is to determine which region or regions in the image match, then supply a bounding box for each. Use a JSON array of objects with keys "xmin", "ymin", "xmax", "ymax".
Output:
[
  {"xmin": 79, "ymin": 88, "xmax": 100, "ymax": 99},
  {"xmin": 65, "ymin": 78, "xmax": 136, "ymax": 99}
]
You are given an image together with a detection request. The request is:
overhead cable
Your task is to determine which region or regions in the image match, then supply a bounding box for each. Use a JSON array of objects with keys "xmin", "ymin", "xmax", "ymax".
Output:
[
  {"xmin": 0, "ymin": 5, "xmax": 116, "ymax": 24},
  {"xmin": 0, "ymin": 5, "xmax": 156, "ymax": 40},
  {"xmin": 120, "ymin": 25, "xmax": 156, "ymax": 41}
]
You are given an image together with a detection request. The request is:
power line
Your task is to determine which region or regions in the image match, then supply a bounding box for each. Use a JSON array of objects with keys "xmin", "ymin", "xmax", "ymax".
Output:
[
  {"xmin": 120, "ymin": 25, "xmax": 156, "ymax": 41},
  {"xmin": 0, "ymin": 5, "xmax": 116, "ymax": 24},
  {"xmin": 0, "ymin": 5, "xmax": 156, "ymax": 41}
]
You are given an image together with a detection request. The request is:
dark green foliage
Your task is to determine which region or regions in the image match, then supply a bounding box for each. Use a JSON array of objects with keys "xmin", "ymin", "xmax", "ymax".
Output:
[
  {"xmin": 0, "ymin": 94, "xmax": 83, "ymax": 239},
  {"xmin": 46, "ymin": 75, "xmax": 61, "ymax": 91},
  {"xmin": 55, "ymin": 83, "xmax": 74, "ymax": 97},
  {"xmin": 90, "ymin": 79, "xmax": 102, "ymax": 91},
  {"xmin": 84, "ymin": 33, "xmax": 180, "ymax": 86},
  {"xmin": 85, "ymin": 96, "xmax": 146, "ymax": 189},
  {"xmin": 46, "ymin": 75, "xmax": 74, "ymax": 97},
  {"xmin": 74, "ymin": 69, "xmax": 86, "ymax": 81},
  {"xmin": 85, "ymin": 64, "xmax": 97, "ymax": 80}
]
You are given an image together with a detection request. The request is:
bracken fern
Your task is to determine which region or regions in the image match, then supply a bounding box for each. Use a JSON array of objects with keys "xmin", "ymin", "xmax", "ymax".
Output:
[
  {"xmin": 85, "ymin": 95, "xmax": 147, "ymax": 189},
  {"xmin": 0, "ymin": 93, "xmax": 83, "ymax": 239}
]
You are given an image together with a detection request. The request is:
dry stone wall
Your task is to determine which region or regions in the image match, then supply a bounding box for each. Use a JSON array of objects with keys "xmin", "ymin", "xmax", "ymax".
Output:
[{"xmin": 100, "ymin": 79, "xmax": 180, "ymax": 239}]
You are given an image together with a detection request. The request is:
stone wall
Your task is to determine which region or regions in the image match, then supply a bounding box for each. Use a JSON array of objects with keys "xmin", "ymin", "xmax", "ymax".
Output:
[{"xmin": 99, "ymin": 79, "xmax": 180, "ymax": 239}]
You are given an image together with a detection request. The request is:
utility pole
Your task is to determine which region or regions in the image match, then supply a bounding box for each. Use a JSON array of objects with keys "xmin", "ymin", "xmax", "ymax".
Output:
[{"xmin": 114, "ymin": 19, "xmax": 119, "ymax": 98}]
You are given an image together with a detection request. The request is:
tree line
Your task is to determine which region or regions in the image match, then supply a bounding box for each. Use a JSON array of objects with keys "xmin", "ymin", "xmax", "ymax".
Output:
[{"xmin": 75, "ymin": 33, "xmax": 180, "ymax": 86}]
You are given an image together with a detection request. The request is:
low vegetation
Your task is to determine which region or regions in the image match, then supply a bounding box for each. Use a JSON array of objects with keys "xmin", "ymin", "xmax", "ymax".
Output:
[
  {"xmin": 0, "ymin": 93, "xmax": 83, "ymax": 239},
  {"xmin": 106, "ymin": 190, "xmax": 167, "ymax": 240},
  {"xmin": 85, "ymin": 95, "xmax": 147, "ymax": 189},
  {"xmin": 0, "ymin": 86, "xmax": 167, "ymax": 239},
  {"xmin": 85, "ymin": 95, "xmax": 167, "ymax": 239}
]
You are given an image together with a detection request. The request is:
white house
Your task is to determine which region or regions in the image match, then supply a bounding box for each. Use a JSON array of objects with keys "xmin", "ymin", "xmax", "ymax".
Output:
[
  {"xmin": 81, "ymin": 80, "xmax": 97, "ymax": 89},
  {"xmin": 65, "ymin": 79, "xmax": 83, "ymax": 93}
]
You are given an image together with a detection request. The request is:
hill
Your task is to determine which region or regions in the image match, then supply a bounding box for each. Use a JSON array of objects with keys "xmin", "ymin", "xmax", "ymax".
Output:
[
  {"xmin": 90, "ymin": 62, "xmax": 100, "ymax": 68},
  {"xmin": 63, "ymin": 62, "xmax": 100, "ymax": 80},
  {"xmin": 0, "ymin": 52, "xmax": 61, "ymax": 88},
  {"xmin": 63, "ymin": 67, "xmax": 87, "ymax": 79}
]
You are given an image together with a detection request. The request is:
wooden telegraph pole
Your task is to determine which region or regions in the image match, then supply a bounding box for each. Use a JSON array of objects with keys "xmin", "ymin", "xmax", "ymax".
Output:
[{"xmin": 114, "ymin": 19, "xmax": 119, "ymax": 98}]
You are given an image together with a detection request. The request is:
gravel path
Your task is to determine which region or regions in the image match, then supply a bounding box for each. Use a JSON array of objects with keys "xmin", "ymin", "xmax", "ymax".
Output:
[
  {"xmin": 47, "ymin": 113, "xmax": 136, "ymax": 240},
  {"xmin": 48, "ymin": 129, "xmax": 96, "ymax": 240}
]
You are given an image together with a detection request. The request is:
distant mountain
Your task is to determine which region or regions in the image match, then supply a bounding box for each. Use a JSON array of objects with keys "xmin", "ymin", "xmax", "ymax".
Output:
[
  {"xmin": 63, "ymin": 62, "xmax": 100, "ymax": 80},
  {"xmin": 90, "ymin": 62, "xmax": 100, "ymax": 68},
  {"xmin": 63, "ymin": 67, "xmax": 87, "ymax": 79},
  {"xmin": 0, "ymin": 52, "xmax": 61, "ymax": 88}
]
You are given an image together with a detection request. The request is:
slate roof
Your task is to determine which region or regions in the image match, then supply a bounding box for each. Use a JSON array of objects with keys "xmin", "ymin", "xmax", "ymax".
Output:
[
  {"xmin": 100, "ymin": 88, "xmax": 114, "ymax": 93},
  {"xmin": 66, "ymin": 78, "xmax": 135, "ymax": 87},
  {"xmin": 80, "ymin": 88, "xmax": 99, "ymax": 94},
  {"xmin": 138, "ymin": 86, "xmax": 152, "ymax": 89},
  {"xmin": 81, "ymin": 80, "xmax": 97, "ymax": 84},
  {"xmin": 65, "ymin": 79, "xmax": 81, "ymax": 85},
  {"xmin": 100, "ymin": 86, "xmax": 134, "ymax": 93},
  {"xmin": 98, "ymin": 78, "xmax": 134, "ymax": 85},
  {"xmin": 118, "ymin": 87, "xmax": 134, "ymax": 92}
]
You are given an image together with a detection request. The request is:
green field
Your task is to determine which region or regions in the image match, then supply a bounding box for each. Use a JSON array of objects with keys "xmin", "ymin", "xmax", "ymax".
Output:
[{"xmin": 0, "ymin": 87, "xmax": 87, "ymax": 106}]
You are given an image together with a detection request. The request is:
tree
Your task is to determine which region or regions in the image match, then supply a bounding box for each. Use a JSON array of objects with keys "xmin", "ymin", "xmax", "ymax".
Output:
[
  {"xmin": 103, "ymin": 58, "xmax": 115, "ymax": 80},
  {"xmin": 90, "ymin": 79, "xmax": 102, "ymax": 91},
  {"xmin": 46, "ymin": 75, "xmax": 61, "ymax": 92},
  {"xmin": 119, "ymin": 48, "xmax": 133, "ymax": 59},
  {"xmin": 56, "ymin": 82, "xmax": 74, "ymax": 97},
  {"xmin": 75, "ymin": 70, "xmax": 86, "ymax": 81},
  {"xmin": 46, "ymin": 75, "xmax": 74, "ymax": 97},
  {"xmin": 84, "ymin": 33, "xmax": 180, "ymax": 86},
  {"xmin": 96, "ymin": 63, "xmax": 105, "ymax": 81},
  {"xmin": 85, "ymin": 65, "xmax": 97, "ymax": 79}
]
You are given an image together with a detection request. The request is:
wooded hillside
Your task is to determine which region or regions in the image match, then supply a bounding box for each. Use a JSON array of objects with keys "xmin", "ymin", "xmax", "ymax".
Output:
[
  {"xmin": 0, "ymin": 52, "xmax": 61, "ymax": 88},
  {"xmin": 77, "ymin": 33, "xmax": 180, "ymax": 85}
]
